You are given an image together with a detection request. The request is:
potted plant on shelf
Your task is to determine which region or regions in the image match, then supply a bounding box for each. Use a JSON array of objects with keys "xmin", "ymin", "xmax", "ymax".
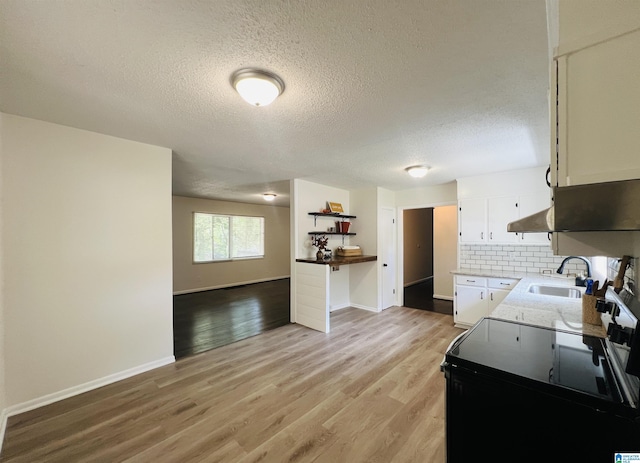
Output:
[{"xmin": 312, "ymin": 235, "xmax": 329, "ymax": 260}]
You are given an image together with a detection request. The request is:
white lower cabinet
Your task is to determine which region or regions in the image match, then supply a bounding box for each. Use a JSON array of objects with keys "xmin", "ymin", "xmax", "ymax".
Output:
[{"xmin": 454, "ymin": 275, "xmax": 519, "ymax": 328}]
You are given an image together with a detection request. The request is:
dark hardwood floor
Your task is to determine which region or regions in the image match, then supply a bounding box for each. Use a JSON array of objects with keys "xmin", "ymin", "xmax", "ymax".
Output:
[
  {"xmin": 403, "ymin": 279, "xmax": 453, "ymax": 315},
  {"xmin": 173, "ymin": 278, "xmax": 291, "ymax": 359}
]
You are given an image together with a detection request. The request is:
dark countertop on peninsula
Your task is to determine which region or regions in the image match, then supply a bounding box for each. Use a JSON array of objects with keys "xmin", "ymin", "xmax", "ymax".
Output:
[{"xmin": 296, "ymin": 255, "xmax": 377, "ymax": 266}]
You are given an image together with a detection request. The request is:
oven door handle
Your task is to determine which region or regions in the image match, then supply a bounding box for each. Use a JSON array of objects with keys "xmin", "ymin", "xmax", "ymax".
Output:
[{"xmin": 441, "ymin": 330, "xmax": 469, "ymax": 372}]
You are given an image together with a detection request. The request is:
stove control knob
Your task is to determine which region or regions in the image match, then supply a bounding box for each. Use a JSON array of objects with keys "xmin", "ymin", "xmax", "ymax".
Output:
[{"xmin": 607, "ymin": 323, "xmax": 635, "ymax": 346}]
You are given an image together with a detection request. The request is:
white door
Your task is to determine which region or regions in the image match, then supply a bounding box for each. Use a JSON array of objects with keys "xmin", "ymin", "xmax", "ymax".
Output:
[{"xmin": 381, "ymin": 208, "xmax": 396, "ymax": 310}]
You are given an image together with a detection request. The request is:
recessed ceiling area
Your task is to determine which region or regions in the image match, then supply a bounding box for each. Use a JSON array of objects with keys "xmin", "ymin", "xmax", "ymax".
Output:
[{"xmin": 0, "ymin": 1, "xmax": 550, "ymax": 206}]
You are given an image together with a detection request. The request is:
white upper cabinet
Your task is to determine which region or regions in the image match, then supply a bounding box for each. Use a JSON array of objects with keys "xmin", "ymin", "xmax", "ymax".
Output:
[
  {"xmin": 487, "ymin": 197, "xmax": 518, "ymax": 243},
  {"xmin": 457, "ymin": 167, "xmax": 551, "ymax": 245},
  {"xmin": 517, "ymin": 194, "xmax": 551, "ymax": 244},
  {"xmin": 554, "ymin": 22, "xmax": 640, "ymax": 187},
  {"xmin": 458, "ymin": 198, "xmax": 487, "ymax": 243}
]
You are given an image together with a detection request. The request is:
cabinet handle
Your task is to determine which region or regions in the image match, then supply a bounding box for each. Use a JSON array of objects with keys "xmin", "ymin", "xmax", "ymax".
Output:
[
  {"xmin": 545, "ymin": 166, "xmax": 551, "ymax": 187},
  {"xmin": 489, "ymin": 232, "xmax": 493, "ymax": 240},
  {"xmin": 466, "ymin": 279, "xmax": 475, "ymax": 283},
  {"xmin": 500, "ymin": 282, "xmax": 510, "ymax": 286},
  {"xmin": 480, "ymin": 291, "xmax": 484, "ymax": 300},
  {"xmin": 480, "ymin": 232, "xmax": 484, "ymax": 239},
  {"xmin": 490, "ymin": 293, "xmax": 494, "ymax": 301}
]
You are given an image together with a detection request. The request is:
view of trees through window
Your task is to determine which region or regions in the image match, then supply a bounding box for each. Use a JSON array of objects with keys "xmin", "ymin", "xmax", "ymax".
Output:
[{"xmin": 194, "ymin": 212, "xmax": 264, "ymax": 262}]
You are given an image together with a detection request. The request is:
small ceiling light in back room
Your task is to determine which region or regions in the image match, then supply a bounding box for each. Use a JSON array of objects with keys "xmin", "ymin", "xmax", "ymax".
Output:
[
  {"xmin": 231, "ymin": 69, "xmax": 285, "ymax": 106},
  {"xmin": 263, "ymin": 193, "xmax": 277, "ymax": 201},
  {"xmin": 405, "ymin": 165, "xmax": 430, "ymax": 178}
]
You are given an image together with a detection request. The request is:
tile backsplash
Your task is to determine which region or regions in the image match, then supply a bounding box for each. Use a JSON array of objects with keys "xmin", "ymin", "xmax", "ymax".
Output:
[
  {"xmin": 459, "ymin": 244, "xmax": 589, "ymax": 275},
  {"xmin": 607, "ymin": 257, "xmax": 636, "ymax": 295}
]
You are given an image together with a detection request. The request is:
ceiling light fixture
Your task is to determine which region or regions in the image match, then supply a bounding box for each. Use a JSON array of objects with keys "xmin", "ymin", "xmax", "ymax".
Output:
[
  {"xmin": 405, "ymin": 165, "xmax": 430, "ymax": 178},
  {"xmin": 231, "ymin": 69, "xmax": 284, "ymax": 107},
  {"xmin": 263, "ymin": 193, "xmax": 277, "ymax": 201}
]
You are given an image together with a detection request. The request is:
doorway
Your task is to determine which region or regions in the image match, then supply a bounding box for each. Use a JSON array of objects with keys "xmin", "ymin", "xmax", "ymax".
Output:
[{"xmin": 402, "ymin": 205, "xmax": 457, "ymax": 314}]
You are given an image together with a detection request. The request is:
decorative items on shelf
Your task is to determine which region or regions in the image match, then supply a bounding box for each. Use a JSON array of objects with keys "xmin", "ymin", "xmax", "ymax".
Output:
[
  {"xmin": 336, "ymin": 221, "xmax": 350, "ymax": 233},
  {"xmin": 328, "ymin": 201, "xmax": 344, "ymax": 213},
  {"xmin": 312, "ymin": 234, "xmax": 329, "ymax": 260}
]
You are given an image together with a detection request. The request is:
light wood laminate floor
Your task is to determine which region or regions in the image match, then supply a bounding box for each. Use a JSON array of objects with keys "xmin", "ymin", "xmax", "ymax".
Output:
[{"xmin": 1, "ymin": 307, "xmax": 463, "ymax": 463}]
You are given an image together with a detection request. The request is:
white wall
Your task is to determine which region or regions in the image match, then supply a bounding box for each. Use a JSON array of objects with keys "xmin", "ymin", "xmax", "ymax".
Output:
[
  {"xmin": 457, "ymin": 166, "xmax": 548, "ymax": 199},
  {"xmin": 172, "ymin": 196, "xmax": 290, "ymax": 294},
  {"xmin": 433, "ymin": 205, "xmax": 457, "ymax": 299},
  {"xmin": 349, "ymin": 188, "xmax": 378, "ymax": 310},
  {"xmin": 395, "ymin": 181, "xmax": 457, "ymax": 208},
  {"xmin": 293, "ymin": 179, "xmax": 351, "ymax": 310},
  {"xmin": 1, "ymin": 114, "xmax": 173, "ymax": 410}
]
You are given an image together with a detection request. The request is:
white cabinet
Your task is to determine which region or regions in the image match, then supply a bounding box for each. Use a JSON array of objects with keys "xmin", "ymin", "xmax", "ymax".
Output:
[
  {"xmin": 459, "ymin": 195, "xmax": 549, "ymax": 245},
  {"xmin": 516, "ymin": 194, "xmax": 551, "ymax": 244},
  {"xmin": 488, "ymin": 197, "xmax": 518, "ymax": 243},
  {"xmin": 554, "ymin": 29, "xmax": 640, "ymax": 187},
  {"xmin": 458, "ymin": 198, "xmax": 486, "ymax": 243},
  {"xmin": 488, "ymin": 289, "xmax": 509, "ymax": 312},
  {"xmin": 454, "ymin": 276, "xmax": 487, "ymax": 326},
  {"xmin": 454, "ymin": 275, "xmax": 519, "ymax": 328}
]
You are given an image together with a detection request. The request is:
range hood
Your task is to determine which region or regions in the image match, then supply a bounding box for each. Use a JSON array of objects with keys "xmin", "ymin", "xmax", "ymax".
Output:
[{"xmin": 508, "ymin": 178, "xmax": 640, "ymax": 233}]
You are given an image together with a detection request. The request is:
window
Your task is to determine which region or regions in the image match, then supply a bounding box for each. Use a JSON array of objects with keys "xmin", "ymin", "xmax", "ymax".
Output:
[{"xmin": 193, "ymin": 213, "xmax": 264, "ymax": 262}]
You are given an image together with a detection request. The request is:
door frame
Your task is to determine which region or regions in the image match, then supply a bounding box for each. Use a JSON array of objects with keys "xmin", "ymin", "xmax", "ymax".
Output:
[{"xmin": 397, "ymin": 200, "xmax": 457, "ymax": 308}]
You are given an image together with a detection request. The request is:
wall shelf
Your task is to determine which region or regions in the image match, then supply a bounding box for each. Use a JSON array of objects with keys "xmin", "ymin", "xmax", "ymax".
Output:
[
  {"xmin": 308, "ymin": 212, "xmax": 356, "ymax": 227},
  {"xmin": 308, "ymin": 212, "xmax": 357, "ymax": 244},
  {"xmin": 308, "ymin": 232, "xmax": 356, "ymax": 236}
]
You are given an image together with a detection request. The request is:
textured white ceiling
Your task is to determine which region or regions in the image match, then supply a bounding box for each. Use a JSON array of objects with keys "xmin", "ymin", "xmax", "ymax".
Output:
[{"xmin": 0, "ymin": 0, "xmax": 550, "ymax": 206}]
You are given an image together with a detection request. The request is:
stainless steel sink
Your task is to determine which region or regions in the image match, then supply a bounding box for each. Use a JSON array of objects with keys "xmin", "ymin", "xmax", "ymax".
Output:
[{"xmin": 527, "ymin": 284, "xmax": 582, "ymax": 298}]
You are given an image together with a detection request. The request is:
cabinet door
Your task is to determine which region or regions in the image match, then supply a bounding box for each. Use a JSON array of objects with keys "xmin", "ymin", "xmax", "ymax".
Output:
[
  {"xmin": 487, "ymin": 196, "xmax": 518, "ymax": 243},
  {"xmin": 557, "ymin": 29, "xmax": 640, "ymax": 186},
  {"xmin": 455, "ymin": 285, "xmax": 488, "ymax": 326},
  {"xmin": 488, "ymin": 289, "xmax": 510, "ymax": 313},
  {"xmin": 517, "ymin": 194, "xmax": 551, "ymax": 244},
  {"xmin": 458, "ymin": 199, "xmax": 486, "ymax": 243}
]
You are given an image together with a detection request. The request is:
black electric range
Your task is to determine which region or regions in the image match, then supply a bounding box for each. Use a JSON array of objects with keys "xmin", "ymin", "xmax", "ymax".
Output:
[{"xmin": 442, "ymin": 288, "xmax": 640, "ymax": 462}]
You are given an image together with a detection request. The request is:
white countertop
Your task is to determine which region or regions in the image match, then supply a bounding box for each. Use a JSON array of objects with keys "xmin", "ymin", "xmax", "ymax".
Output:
[{"xmin": 451, "ymin": 268, "xmax": 607, "ymax": 338}]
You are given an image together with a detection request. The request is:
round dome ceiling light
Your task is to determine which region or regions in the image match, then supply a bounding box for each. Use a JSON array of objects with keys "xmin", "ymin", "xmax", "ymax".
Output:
[
  {"xmin": 263, "ymin": 193, "xmax": 277, "ymax": 201},
  {"xmin": 231, "ymin": 69, "xmax": 284, "ymax": 107},
  {"xmin": 405, "ymin": 165, "xmax": 430, "ymax": 178}
]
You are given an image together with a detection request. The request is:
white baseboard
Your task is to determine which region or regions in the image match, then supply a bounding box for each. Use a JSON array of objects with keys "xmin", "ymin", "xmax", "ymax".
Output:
[
  {"xmin": 173, "ymin": 275, "xmax": 290, "ymax": 295},
  {"xmin": 349, "ymin": 303, "xmax": 379, "ymax": 313},
  {"xmin": 330, "ymin": 303, "xmax": 378, "ymax": 313},
  {"xmin": 329, "ymin": 303, "xmax": 350, "ymax": 312},
  {"xmin": 3, "ymin": 356, "xmax": 175, "ymax": 420},
  {"xmin": 0, "ymin": 407, "xmax": 7, "ymax": 456},
  {"xmin": 433, "ymin": 294, "xmax": 454, "ymax": 301}
]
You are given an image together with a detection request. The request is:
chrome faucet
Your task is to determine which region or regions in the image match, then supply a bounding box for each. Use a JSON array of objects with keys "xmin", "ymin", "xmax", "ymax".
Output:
[{"xmin": 556, "ymin": 256, "xmax": 592, "ymax": 286}]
